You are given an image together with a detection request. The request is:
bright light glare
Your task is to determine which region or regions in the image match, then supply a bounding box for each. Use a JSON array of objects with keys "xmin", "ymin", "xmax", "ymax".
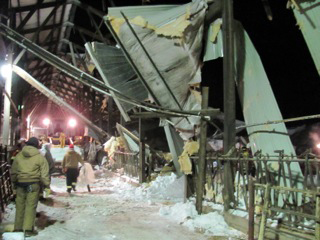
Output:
[
  {"xmin": 0, "ymin": 64, "xmax": 12, "ymax": 79},
  {"xmin": 68, "ymin": 118, "xmax": 77, "ymax": 128},
  {"xmin": 43, "ymin": 118, "xmax": 50, "ymax": 126},
  {"xmin": 316, "ymin": 143, "xmax": 320, "ymax": 149}
]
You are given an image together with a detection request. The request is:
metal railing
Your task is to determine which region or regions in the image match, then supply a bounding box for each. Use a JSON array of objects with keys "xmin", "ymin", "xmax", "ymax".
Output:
[
  {"xmin": 190, "ymin": 150, "xmax": 320, "ymax": 238},
  {"xmin": 0, "ymin": 145, "xmax": 13, "ymax": 216},
  {"xmin": 112, "ymin": 151, "xmax": 140, "ymax": 178}
]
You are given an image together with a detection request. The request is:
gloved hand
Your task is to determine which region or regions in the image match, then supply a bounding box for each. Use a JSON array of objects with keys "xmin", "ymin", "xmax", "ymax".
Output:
[{"xmin": 44, "ymin": 188, "xmax": 51, "ymax": 197}]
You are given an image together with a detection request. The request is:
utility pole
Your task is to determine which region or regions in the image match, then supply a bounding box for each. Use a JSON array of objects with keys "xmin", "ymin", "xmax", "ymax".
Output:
[{"xmin": 223, "ymin": 0, "xmax": 236, "ymax": 210}]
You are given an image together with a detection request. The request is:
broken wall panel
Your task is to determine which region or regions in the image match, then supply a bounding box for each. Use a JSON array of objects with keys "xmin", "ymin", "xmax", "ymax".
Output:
[
  {"xmin": 292, "ymin": 0, "xmax": 320, "ymax": 75},
  {"xmin": 204, "ymin": 21, "xmax": 303, "ymax": 202},
  {"xmin": 107, "ymin": 0, "xmax": 207, "ymax": 140},
  {"xmin": 85, "ymin": 43, "xmax": 148, "ymax": 119}
]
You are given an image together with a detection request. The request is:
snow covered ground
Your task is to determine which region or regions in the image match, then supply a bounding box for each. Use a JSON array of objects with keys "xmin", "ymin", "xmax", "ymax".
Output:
[{"xmin": 1, "ymin": 171, "xmax": 246, "ymax": 240}]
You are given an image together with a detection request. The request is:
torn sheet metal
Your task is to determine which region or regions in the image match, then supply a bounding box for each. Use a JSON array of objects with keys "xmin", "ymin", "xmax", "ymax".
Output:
[
  {"xmin": 107, "ymin": 0, "xmax": 208, "ymax": 140},
  {"xmin": 116, "ymin": 123, "xmax": 150, "ymax": 155},
  {"xmin": 291, "ymin": 0, "xmax": 320, "ymax": 75},
  {"xmin": 85, "ymin": 42, "xmax": 148, "ymax": 117},
  {"xmin": 235, "ymin": 22, "xmax": 304, "ymax": 203},
  {"xmin": 164, "ymin": 123, "xmax": 184, "ymax": 177},
  {"xmin": 203, "ymin": 19, "xmax": 223, "ymax": 61},
  {"xmin": 204, "ymin": 20, "xmax": 303, "ymax": 203}
]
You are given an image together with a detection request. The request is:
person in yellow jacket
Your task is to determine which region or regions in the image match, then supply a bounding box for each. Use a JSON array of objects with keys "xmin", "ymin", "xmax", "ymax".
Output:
[
  {"xmin": 62, "ymin": 144, "xmax": 84, "ymax": 193},
  {"xmin": 11, "ymin": 137, "xmax": 50, "ymax": 236},
  {"xmin": 59, "ymin": 132, "xmax": 66, "ymax": 148}
]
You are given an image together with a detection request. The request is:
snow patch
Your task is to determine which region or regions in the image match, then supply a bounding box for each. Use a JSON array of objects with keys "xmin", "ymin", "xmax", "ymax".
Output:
[
  {"xmin": 159, "ymin": 201, "xmax": 244, "ymax": 237},
  {"xmin": 2, "ymin": 232, "xmax": 24, "ymax": 240}
]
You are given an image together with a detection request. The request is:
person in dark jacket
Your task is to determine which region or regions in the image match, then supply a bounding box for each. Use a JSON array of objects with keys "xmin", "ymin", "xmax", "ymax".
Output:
[
  {"xmin": 11, "ymin": 137, "xmax": 50, "ymax": 236},
  {"xmin": 43, "ymin": 143, "xmax": 55, "ymax": 176},
  {"xmin": 62, "ymin": 144, "xmax": 84, "ymax": 193}
]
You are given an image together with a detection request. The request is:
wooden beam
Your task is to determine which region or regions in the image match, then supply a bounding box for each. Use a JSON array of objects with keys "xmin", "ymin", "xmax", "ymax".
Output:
[{"xmin": 20, "ymin": 23, "xmax": 61, "ymax": 34}]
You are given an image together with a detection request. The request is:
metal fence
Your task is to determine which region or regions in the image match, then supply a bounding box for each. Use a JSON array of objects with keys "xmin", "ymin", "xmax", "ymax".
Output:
[
  {"xmin": 0, "ymin": 145, "xmax": 12, "ymax": 216},
  {"xmin": 191, "ymin": 150, "xmax": 320, "ymax": 238},
  {"xmin": 113, "ymin": 151, "xmax": 140, "ymax": 178}
]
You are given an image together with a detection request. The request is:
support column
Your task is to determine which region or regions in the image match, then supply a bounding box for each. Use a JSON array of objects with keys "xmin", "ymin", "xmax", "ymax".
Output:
[
  {"xmin": 139, "ymin": 108, "xmax": 146, "ymax": 183},
  {"xmin": 196, "ymin": 87, "xmax": 209, "ymax": 214},
  {"xmin": 107, "ymin": 97, "xmax": 114, "ymax": 135},
  {"xmin": 223, "ymin": 0, "xmax": 236, "ymax": 210},
  {"xmin": 2, "ymin": 52, "xmax": 12, "ymax": 145}
]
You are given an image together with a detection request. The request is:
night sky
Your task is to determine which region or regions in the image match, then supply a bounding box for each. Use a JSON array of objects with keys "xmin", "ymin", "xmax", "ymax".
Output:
[{"xmin": 75, "ymin": 0, "xmax": 320, "ymax": 126}]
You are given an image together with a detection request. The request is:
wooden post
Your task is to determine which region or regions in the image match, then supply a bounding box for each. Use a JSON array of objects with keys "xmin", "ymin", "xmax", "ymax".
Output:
[
  {"xmin": 222, "ymin": 0, "xmax": 236, "ymax": 211},
  {"xmin": 316, "ymin": 187, "xmax": 320, "ymax": 240},
  {"xmin": 258, "ymin": 184, "xmax": 270, "ymax": 240},
  {"xmin": 196, "ymin": 87, "xmax": 209, "ymax": 214},
  {"xmin": 139, "ymin": 108, "xmax": 146, "ymax": 183},
  {"xmin": 248, "ymin": 176, "xmax": 255, "ymax": 240}
]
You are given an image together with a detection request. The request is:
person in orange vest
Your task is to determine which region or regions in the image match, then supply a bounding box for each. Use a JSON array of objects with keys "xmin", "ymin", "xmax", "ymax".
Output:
[{"xmin": 59, "ymin": 132, "xmax": 66, "ymax": 148}]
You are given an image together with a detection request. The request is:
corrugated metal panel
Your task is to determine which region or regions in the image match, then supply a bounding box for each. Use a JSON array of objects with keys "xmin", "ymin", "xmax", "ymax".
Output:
[
  {"xmin": 86, "ymin": 42, "xmax": 148, "ymax": 113},
  {"xmin": 203, "ymin": 19, "xmax": 223, "ymax": 62},
  {"xmin": 292, "ymin": 1, "xmax": 320, "ymax": 75},
  {"xmin": 108, "ymin": 0, "xmax": 207, "ymax": 140}
]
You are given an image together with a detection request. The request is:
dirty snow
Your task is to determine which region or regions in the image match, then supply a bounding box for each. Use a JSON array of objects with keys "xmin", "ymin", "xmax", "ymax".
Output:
[{"xmin": 1, "ymin": 170, "xmax": 246, "ymax": 240}]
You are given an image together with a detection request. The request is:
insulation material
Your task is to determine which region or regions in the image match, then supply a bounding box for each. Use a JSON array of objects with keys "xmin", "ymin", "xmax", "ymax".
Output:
[
  {"xmin": 155, "ymin": 8, "xmax": 191, "ymax": 38},
  {"xmin": 104, "ymin": 136, "xmax": 116, "ymax": 152},
  {"xmin": 163, "ymin": 152, "xmax": 173, "ymax": 162},
  {"xmin": 103, "ymin": 136, "xmax": 126, "ymax": 159},
  {"xmin": 178, "ymin": 154, "xmax": 192, "ymax": 175},
  {"xmin": 178, "ymin": 141, "xmax": 199, "ymax": 175},
  {"xmin": 291, "ymin": 0, "xmax": 320, "ymax": 75},
  {"xmin": 205, "ymin": 183, "xmax": 215, "ymax": 200},
  {"xmin": 108, "ymin": 0, "xmax": 207, "ymax": 140}
]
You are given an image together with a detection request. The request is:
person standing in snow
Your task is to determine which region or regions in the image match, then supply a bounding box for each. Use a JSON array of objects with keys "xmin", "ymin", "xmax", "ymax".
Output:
[
  {"xmin": 11, "ymin": 137, "xmax": 50, "ymax": 236},
  {"xmin": 59, "ymin": 132, "xmax": 66, "ymax": 148},
  {"xmin": 42, "ymin": 143, "xmax": 55, "ymax": 176},
  {"xmin": 62, "ymin": 144, "xmax": 84, "ymax": 193}
]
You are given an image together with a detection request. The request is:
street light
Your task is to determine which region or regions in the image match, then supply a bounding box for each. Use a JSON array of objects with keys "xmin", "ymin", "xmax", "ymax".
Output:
[
  {"xmin": 43, "ymin": 118, "xmax": 51, "ymax": 138},
  {"xmin": 68, "ymin": 118, "xmax": 77, "ymax": 128}
]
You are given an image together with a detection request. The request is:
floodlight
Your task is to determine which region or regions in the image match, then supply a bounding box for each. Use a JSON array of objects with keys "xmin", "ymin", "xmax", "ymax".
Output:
[
  {"xmin": 43, "ymin": 118, "xmax": 50, "ymax": 126},
  {"xmin": 0, "ymin": 64, "xmax": 12, "ymax": 79},
  {"xmin": 68, "ymin": 118, "xmax": 77, "ymax": 128}
]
